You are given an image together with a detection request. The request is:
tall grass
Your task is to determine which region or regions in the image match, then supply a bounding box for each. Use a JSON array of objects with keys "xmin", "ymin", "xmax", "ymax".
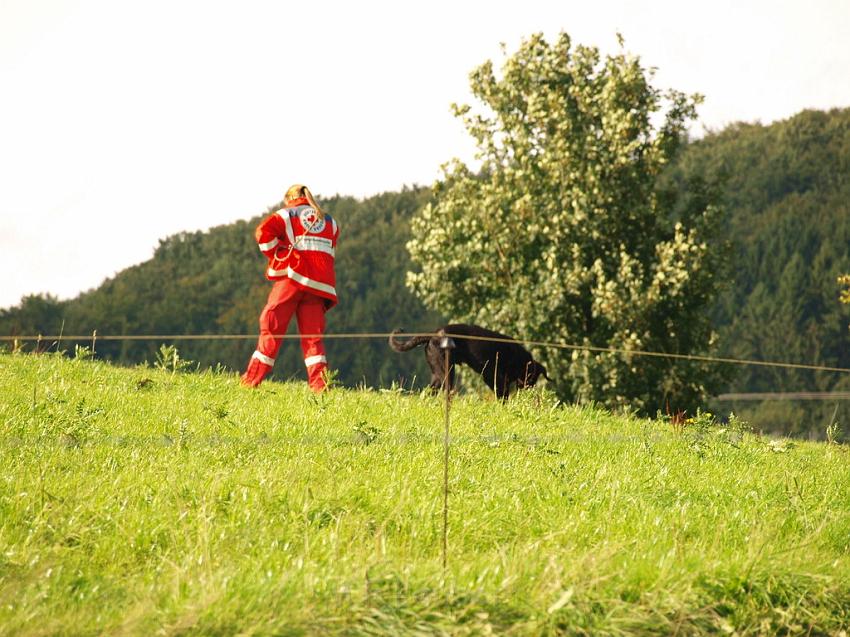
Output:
[{"xmin": 1, "ymin": 351, "xmax": 849, "ymax": 635}]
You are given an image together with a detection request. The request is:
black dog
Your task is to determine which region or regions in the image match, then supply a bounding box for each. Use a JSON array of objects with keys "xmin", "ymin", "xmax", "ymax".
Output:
[{"xmin": 389, "ymin": 323, "xmax": 550, "ymax": 399}]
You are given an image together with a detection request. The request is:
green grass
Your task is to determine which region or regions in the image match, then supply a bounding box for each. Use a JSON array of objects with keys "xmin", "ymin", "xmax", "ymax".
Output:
[{"xmin": 1, "ymin": 351, "xmax": 850, "ymax": 635}]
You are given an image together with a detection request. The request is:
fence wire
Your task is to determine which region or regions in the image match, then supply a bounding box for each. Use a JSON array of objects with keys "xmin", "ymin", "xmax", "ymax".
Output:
[{"xmin": 3, "ymin": 331, "xmax": 850, "ymax": 375}]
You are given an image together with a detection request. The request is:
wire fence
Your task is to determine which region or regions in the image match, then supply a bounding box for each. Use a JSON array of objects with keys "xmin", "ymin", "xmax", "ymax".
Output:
[{"xmin": 4, "ymin": 330, "xmax": 850, "ymax": 375}]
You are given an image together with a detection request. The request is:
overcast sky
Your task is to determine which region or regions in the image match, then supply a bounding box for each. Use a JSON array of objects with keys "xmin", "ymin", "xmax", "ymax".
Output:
[{"xmin": 2, "ymin": 0, "xmax": 849, "ymax": 309}]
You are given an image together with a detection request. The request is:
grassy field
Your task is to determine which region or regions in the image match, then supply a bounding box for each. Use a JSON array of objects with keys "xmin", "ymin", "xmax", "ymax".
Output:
[{"xmin": 1, "ymin": 351, "xmax": 850, "ymax": 635}]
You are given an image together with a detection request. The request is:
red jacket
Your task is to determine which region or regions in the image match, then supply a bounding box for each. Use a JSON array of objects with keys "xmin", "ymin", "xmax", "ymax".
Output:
[{"xmin": 255, "ymin": 197, "xmax": 340, "ymax": 308}]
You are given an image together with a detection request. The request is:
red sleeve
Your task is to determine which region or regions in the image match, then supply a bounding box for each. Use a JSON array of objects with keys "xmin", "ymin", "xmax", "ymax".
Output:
[{"xmin": 255, "ymin": 213, "xmax": 290, "ymax": 258}]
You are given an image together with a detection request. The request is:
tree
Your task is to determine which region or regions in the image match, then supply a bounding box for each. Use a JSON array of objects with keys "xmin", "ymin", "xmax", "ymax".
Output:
[
  {"xmin": 0, "ymin": 294, "xmax": 65, "ymax": 345},
  {"xmin": 406, "ymin": 33, "xmax": 727, "ymax": 413}
]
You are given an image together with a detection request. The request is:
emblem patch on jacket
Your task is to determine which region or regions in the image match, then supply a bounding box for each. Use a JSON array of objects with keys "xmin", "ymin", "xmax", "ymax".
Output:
[{"xmin": 299, "ymin": 208, "xmax": 326, "ymax": 234}]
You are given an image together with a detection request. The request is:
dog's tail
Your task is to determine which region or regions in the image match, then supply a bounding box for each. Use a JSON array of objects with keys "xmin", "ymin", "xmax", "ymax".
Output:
[{"xmin": 389, "ymin": 329, "xmax": 432, "ymax": 352}]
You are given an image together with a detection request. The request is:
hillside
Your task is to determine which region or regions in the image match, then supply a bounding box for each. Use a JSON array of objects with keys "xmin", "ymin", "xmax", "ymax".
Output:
[
  {"xmin": 3, "ymin": 109, "xmax": 850, "ymax": 435},
  {"xmin": 674, "ymin": 108, "xmax": 850, "ymax": 435},
  {"xmin": 2, "ymin": 352, "xmax": 849, "ymax": 634}
]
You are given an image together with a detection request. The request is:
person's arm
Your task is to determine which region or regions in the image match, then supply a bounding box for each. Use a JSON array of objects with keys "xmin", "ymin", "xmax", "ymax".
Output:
[{"xmin": 255, "ymin": 212, "xmax": 290, "ymax": 258}]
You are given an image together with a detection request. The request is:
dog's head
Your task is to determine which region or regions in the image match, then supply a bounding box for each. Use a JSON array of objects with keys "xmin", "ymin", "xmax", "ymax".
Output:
[{"xmin": 518, "ymin": 360, "xmax": 551, "ymax": 389}]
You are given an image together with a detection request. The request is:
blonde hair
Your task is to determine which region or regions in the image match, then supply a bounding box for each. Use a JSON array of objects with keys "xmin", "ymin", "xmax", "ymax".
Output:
[{"xmin": 285, "ymin": 184, "xmax": 325, "ymax": 220}]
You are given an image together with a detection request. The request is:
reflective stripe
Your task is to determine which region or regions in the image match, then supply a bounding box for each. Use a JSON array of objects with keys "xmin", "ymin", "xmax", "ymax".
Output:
[
  {"xmin": 265, "ymin": 265, "xmax": 337, "ymax": 296},
  {"xmin": 252, "ymin": 350, "xmax": 275, "ymax": 366},
  {"xmin": 277, "ymin": 210, "xmax": 296, "ymax": 245},
  {"xmin": 304, "ymin": 354, "xmax": 327, "ymax": 367},
  {"xmin": 286, "ymin": 268, "xmax": 337, "ymax": 296},
  {"xmin": 294, "ymin": 236, "xmax": 335, "ymax": 256},
  {"xmin": 258, "ymin": 237, "xmax": 279, "ymax": 252}
]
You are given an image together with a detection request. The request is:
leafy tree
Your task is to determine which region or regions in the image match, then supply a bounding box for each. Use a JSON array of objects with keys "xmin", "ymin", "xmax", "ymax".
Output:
[
  {"xmin": 0, "ymin": 294, "xmax": 65, "ymax": 349},
  {"xmin": 406, "ymin": 33, "xmax": 727, "ymax": 413}
]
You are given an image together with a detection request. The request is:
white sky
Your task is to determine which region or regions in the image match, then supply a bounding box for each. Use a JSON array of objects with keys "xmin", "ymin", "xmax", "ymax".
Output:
[{"xmin": 1, "ymin": 0, "xmax": 849, "ymax": 309}]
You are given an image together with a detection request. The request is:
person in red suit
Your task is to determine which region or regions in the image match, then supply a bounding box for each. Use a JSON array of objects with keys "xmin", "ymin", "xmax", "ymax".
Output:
[{"xmin": 241, "ymin": 184, "xmax": 339, "ymax": 391}]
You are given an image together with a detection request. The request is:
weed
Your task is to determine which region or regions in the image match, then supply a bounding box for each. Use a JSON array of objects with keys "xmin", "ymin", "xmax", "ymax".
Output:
[
  {"xmin": 153, "ymin": 344, "xmax": 194, "ymax": 373},
  {"xmin": 178, "ymin": 418, "xmax": 189, "ymax": 448},
  {"xmin": 205, "ymin": 402, "xmax": 229, "ymax": 420},
  {"xmin": 826, "ymin": 421, "xmax": 842, "ymax": 445},
  {"xmin": 322, "ymin": 367, "xmax": 341, "ymax": 390},
  {"xmin": 767, "ymin": 438, "xmax": 795, "ymax": 453},
  {"xmin": 74, "ymin": 344, "xmax": 93, "ymax": 360},
  {"xmin": 353, "ymin": 421, "xmax": 380, "ymax": 445}
]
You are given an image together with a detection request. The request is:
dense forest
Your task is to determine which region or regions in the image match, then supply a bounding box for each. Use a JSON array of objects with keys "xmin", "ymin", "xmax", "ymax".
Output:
[
  {"xmin": 684, "ymin": 108, "xmax": 850, "ymax": 435},
  {"xmin": 3, "ymin": 108, "xmax": 850, "ymax": 435}
]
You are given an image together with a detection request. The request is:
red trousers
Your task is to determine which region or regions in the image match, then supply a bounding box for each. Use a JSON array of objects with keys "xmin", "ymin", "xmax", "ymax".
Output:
[{"xmin": 241, "ymin": 280, "xmax": 329, "ymax": 391}]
